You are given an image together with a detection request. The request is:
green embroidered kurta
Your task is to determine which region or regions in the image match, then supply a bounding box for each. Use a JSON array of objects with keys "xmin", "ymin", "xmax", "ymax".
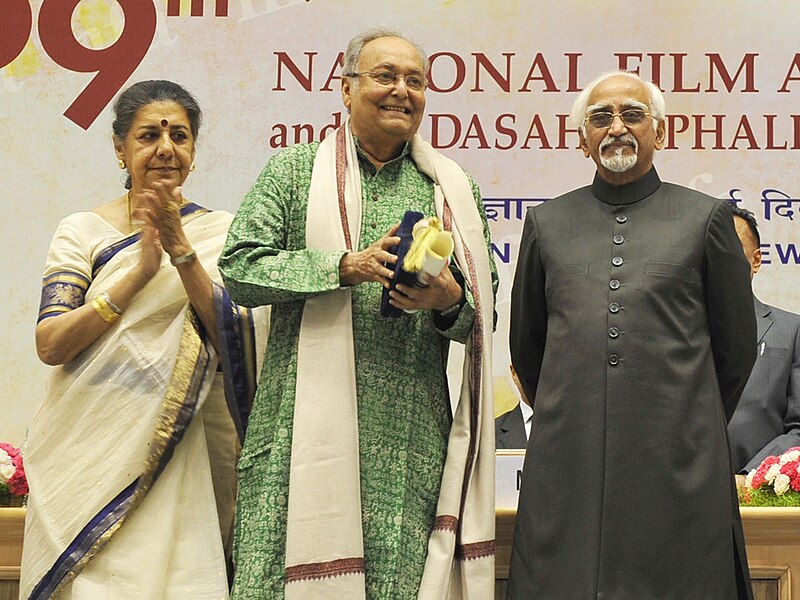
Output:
[{"xmin": 219, "ymin": 141, "xmax": 497, "ymax": 599}]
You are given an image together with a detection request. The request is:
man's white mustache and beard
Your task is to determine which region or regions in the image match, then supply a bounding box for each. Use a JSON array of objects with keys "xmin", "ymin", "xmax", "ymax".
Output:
[{"xmin": 599, "ymin": 133, "xmax": 638, "ymax": 173}]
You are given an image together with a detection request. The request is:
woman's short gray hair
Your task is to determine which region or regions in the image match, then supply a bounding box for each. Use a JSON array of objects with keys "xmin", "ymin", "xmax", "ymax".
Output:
[
  {"xmin": 343, "ymin": 27, "xmax": 428, "ymax": 88},
  {"xmin": 569, "ymin": 71, "xmax": 666, "ymax": 136}
]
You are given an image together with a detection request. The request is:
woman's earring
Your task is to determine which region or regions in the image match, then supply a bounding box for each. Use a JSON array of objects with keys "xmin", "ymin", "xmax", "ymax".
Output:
[
  {"xmin": 118, "ymin": 159, "xmax": 126, "ymax": 170},
  {"xmin": 190, "ymin": 162, "xmax": 196, "ymax": 172}
]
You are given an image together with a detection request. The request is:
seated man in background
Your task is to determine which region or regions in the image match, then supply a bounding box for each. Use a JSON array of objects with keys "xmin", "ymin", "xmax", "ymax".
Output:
[
  {"xmin": 495, "ymin": 365, "xmax": 532, "ymax": 449},
  {"xmin": 728, "ymin": 205, "xmax": 800, "ymax": 484}
]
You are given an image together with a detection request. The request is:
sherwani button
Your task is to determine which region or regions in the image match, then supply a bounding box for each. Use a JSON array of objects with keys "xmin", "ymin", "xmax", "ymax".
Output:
[
  {"xmin": 612, "ymin": 256, "xmax": 623, "ymax": 267},
  {"xmin": 608, "ymin": 355, "xmax": 620, "ymax": 366},
  {"xmin": 613, "ymin": 234, "xmax": 624, "ymax": 245},
  {"xmin": 609, "ymin": 302, "xmax": 620, "ymax": 313},
  {"xmin": 609, "ymin": 327, "xmax": 620, "ymax": 338},
  {"xmin": 609, "ymin": 280, "xmax": 620, "ymax": 290},
  {"xmin": 616, "ymin": 214, "xmax": 628, "ymax": 224}
]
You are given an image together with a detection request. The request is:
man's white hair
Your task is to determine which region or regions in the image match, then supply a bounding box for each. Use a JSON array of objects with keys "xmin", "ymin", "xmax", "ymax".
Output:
[
  {"xmin": 342, "ymin": 27, "xmax": 428, "ymax": 91},
  {"xmin": 569, "ymin": 71, "xmax": 666, "ymax": 136}
]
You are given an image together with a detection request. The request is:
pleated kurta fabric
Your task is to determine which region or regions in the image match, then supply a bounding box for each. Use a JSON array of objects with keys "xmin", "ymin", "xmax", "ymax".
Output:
[{"xmin": 508, "ymin": 168, "xmax": 757, "ymax": 600}]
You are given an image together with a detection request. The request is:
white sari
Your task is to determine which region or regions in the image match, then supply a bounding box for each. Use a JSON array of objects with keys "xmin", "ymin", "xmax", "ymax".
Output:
[{"xmin": 21, "ymin": 205, "xmax": 261, "ymax": 600}]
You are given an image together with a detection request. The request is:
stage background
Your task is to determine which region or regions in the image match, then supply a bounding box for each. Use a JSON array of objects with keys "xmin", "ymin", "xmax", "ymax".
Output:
[{"xmin": 2, "ymin": 0, "xmax": 798, "ymax": 445}]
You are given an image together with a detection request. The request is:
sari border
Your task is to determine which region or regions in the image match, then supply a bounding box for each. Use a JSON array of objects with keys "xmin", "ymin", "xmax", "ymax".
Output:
[
  {"xmin": 28, "ymin": 310, "xmax": 212, "ymax": 600},
  {"xmin": 214, "ymin": 284, "xmax": 258, "ymax": 443},
  {"xmin": 90, "ymin": 203, "xmax": 211, "ymax": 279},
  {"xmin": 41, "ymin": 271, "xmax": 90, "ymax": 287},
  {"xmin": 27, "ymin": 480, "xmax": 137, "ymax": 600},
  {"xmin": 180, "ymin": 202, "xmax": 210, "ymax": 225},
  {"xmin": 138, "ymin": 311, "xmax": 210, "ymax": 491},
  {"xmin": 38, "ymin": 271, "xmax": 91, "ymax": 322},
  {"xmin": 91, "ymin": 234, "xmax": 140, "ymax": 279}
]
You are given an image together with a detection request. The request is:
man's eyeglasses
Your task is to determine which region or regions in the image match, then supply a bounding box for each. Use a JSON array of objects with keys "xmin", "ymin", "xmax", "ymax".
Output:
[
  {"xmin": 346, "ymin": 70, "xmax": 426, "ymax": 91},
  {"xmin": 585, "ymin": 109, "xmax": 652, "ymax": 129}
]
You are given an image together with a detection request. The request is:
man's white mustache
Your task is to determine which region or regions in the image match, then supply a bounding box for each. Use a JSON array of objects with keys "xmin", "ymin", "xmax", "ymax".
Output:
[{"xmin": 601, "ymin": 134, "xmax": 637, "ymax": 152}]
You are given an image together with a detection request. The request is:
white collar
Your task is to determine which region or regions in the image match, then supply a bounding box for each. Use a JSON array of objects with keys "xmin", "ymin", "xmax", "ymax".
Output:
[{"xmin": 519, "ymin": 398, "xmax": 533, "ymax": 423}]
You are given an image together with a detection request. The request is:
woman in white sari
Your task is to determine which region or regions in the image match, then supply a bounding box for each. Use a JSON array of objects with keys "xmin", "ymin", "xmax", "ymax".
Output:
[{"xmin": 20, "ymin": 81, "xmax": 262, "ymax": 600}]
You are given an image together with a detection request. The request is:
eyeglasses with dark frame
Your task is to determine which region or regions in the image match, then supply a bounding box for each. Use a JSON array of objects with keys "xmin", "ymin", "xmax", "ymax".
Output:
[
  {"xmin": 345, "ymin": 70, "xmax": 427, "ymax": 91},
  {"xmin": 585, "ymin": 109, "xmax": 653, "ymax": 129}
]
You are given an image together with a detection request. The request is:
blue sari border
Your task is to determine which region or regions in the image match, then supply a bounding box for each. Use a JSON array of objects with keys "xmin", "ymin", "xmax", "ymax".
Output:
[
  {"xmin": 38, "ymin": 271, "xmax": 91, "ymax": 323},
  {"xmin": 91, "ymin": 234, "xmax": 140, "ymax": 280},
  {"xmin": 180, "ymin": 202, "xmax": 209, "ymax": 218},
  {"xmin": 28, "ymin": 312, "xmax": 213, "ymax": 600},
  {"xmin": 135, "ymin": 311, "xmax": 211, "ymax": 494},
  {"xmin": 28, "ymin": 479, "xmax": 138, "ymax": 600},
  {"xmin": 214, "ymin": 283, "xmax": 258, "ymax": 443},
  {"xmin": 41, "ymin": 271, "xmax": 90, "ymax": 287},
  {"xmin": 90, "ymin": 203, "xmax": 210, "ymax": 279},
  {"xmin": 149, "ymin": 327, "xmax": 211, "ymax": 485}
]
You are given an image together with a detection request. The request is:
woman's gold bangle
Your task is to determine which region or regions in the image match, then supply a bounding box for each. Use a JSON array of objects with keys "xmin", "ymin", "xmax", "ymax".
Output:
[{"xmin": 91, "ymin": 293, "xmax": 122, "ymax": 324}]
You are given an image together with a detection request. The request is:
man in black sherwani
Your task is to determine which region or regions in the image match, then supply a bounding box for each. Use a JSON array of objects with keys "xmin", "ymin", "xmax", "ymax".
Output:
[{"xmin": 508, "ymin": 71, "xmax": 757, "ymax": 600}]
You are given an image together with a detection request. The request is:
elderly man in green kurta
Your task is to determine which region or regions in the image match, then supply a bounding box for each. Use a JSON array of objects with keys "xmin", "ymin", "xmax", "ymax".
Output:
[{"xmin": 218, "ymin": 28, "xmax": 498, "ymax": 600}]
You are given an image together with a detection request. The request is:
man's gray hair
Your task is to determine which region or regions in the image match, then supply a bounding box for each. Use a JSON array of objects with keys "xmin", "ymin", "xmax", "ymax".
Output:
[
  {"xmin": 343, "ymin": 27, "xmax": 428, "ymax": 88},
  {"xmin": 569, "ymin": 71, "xmax": 666, "ymax": 136}
]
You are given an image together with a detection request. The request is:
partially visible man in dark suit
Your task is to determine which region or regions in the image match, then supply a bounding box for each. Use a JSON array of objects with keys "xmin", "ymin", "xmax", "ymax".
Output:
[
  {"xmin": 495, "ymin": 365, "xmax": 532, "ymax": 449},
  {"xmin": 728, "ymin": 205, "xmax": 800, "ymax": 484}
]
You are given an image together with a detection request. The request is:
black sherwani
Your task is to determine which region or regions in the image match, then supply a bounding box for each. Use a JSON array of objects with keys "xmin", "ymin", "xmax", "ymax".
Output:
[
  {"xmin": 728, "ymin": 297, "xmax": 800, "ymax": 473},
  {"xmin": 508, "ymin": 168, "xmax": 757, "ymax": 600}
]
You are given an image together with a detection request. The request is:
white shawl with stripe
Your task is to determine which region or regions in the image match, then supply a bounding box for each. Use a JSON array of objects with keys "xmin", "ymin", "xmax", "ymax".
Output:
[{"xmin": 285, "ymin": 122, "xmax": 495, "ymax": 599}]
